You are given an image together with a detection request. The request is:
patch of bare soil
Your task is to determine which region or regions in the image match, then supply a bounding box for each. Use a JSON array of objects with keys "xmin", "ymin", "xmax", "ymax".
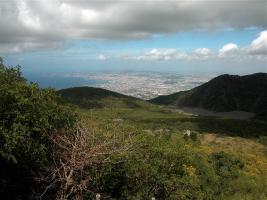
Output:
[{"xmin": 200, "ymin": 133, "xmax": 265, "ymax": 152}]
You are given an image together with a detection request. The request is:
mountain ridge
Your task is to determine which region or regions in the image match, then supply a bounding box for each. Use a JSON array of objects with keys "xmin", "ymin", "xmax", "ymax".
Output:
[
  {"xmin": 58, "ymin": 86, "xmax": 149, "ymax": 109},
  {"xmin": 149, "ymin": 73, "xmax": 267, "ymax": 120}
]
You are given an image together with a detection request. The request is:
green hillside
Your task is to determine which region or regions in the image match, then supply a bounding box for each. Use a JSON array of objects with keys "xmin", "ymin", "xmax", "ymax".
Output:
[
  {"xmin": 1, "ymin": 60, "xmax": 267, "ymax": 200},
  {"xmin": 58, "ymin": 86, "xmax": 152, "ymax": 109},
  {"xmin": 149, "ymin": 73, "xmax": 267, "ymax": 120}
]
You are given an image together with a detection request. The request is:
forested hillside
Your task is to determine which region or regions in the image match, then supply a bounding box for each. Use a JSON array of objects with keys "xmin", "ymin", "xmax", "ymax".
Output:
[
  {"xmin": 1, "ymin": 59, "xmax": 267, "ymax": 200},
  {"xmin": 58, "ymin": 86, "xmax": 150, "ymax": 109},
  {"xmin": 149, "ymin": 73, "xmax": 267, "ymax": 120}
]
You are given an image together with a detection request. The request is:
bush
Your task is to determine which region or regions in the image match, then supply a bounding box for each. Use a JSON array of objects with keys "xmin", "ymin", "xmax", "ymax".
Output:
[
  {"xmin": 190, "ymin": 131, "xmax": 198, "ymax": 141},
  {"xmin": 209, "ymin": 151, "xmax": 244, "ymax": 197},
  {"xmin": 84, "ymin": 134, "xmax": 246, "ymax": 200},
  {"xmin": 0, "ymin": 59, "xmax": 77, "ymax": 199}
]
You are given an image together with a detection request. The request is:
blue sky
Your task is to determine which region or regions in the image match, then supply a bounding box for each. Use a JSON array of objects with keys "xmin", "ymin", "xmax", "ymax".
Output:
[
  {"xmin": 5, "ymin": 28, "xmax": 266, "ymax": 75},
  {"xmin": 70, "ymin": 28, "xmax": 262, "ymax": 51},
  {"xmin": 1, "ymin": 0, "xmax": 266, "ymax": 77}
]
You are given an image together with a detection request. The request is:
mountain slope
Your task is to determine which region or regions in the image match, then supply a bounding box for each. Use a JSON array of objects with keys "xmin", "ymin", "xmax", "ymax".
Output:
[
  {"xmin": 149, "ymin": 73, "xmax": 267, "ymax": 120},
  {"xmin": 58, "ymin": 86, "xmax": 151, "ymax": 109}
]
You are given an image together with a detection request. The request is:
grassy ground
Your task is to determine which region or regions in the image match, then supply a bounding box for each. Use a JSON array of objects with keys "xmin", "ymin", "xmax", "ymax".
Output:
[
  {"xmin": 75, "ymin": 103, "xmax": 267, "ymax": 199},
  {"xmin": 80, "ymin": 105, "xmax": 267, "ymax": 138}
]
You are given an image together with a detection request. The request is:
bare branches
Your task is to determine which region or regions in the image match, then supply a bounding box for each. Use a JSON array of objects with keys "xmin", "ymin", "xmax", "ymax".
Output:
[{"xmin": 39, "ymin": 124, "xmax": 130, "ymax": 200}]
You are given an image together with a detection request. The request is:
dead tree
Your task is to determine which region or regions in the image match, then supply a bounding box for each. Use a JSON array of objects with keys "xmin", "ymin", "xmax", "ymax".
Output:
[{"xmin": 38, "ymin": 125, "xmax": 129, "ymax": 200}]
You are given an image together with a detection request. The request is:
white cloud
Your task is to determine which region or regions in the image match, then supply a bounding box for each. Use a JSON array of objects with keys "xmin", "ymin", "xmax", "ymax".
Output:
[
  {"xmin": 97, "ymin": 32, "xmax": 267, "ymax": 61},
  {"xmin": 191, "ymin": 48, "xmax": 212, "ymax": 59},
  {"xmin": 215, "ymin": 31, "xmax": 267, "ymax": 60},
  {"xmin": 193, "ymin": 48, "xmax": 211, "ymax": 56},
  {"xmin": 148, "ymin": 49, "xmax": 178, "ymax": 60},
  {"xmin": 97, "ymin": 54, "xmax": 107, "ymax": 60},
  {"xmin": 136, "ymin": 49, "xmax": 187, "ymax": 61},
  {"xmin": 17, "ymin": 1, "xmax": 41, "ymax": 30},
  {"xmin": 0, "ymin": 0, "xmax": 266, "ymax": 53},
  {"xmin": 219, "ymin": 43, "xmax": 239, "ymax": 57},
  {"xmin": 248, "ymin": 30, "xmax": 267, "ymax": 55}
]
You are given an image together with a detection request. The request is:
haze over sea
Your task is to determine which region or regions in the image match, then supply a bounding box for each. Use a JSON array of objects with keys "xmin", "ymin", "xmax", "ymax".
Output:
[{"xmin": 24, "ymin": 70, "xmax": 215, "ymax": 99}]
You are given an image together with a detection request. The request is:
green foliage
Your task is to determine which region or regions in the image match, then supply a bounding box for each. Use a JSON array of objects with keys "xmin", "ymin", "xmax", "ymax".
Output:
[
  {"xmin": 184, "ymin": 131, "xmax": 198, "ymax": 141},
  {"xmin": 258, "ymin": 136, "xmax": 267, "ymax": 146},
  {"xmin": 50, "ymin": 82, "xmax": 267, "ymax": 199},
  {"xmin": 209, "ymin": 152, "xmax": 244, "ymax": 195},
  {"xmin": 190, "ymin": 131, "xmax": 198, "ymax": 141},
  {"xmin": 79, "ymin": 107, "xmax": 267, "ymax": 200},
  {"xmin": 58, "ymin": 86, "xmax": 152, "ymax": 109},
  {"xmin": 84, "ymin": 135, "xmax": 246, "ymax": 200},
  {"xmin": 149, "ymin": 73, "xmax": 267, "ymax": 120},
  {"xmin": 0, "ymin": 59, "xmax": 77, "ymax": 199},
  {"xmin": 1, "ymin": 58, "xmax": 266, "ymax": 199}
]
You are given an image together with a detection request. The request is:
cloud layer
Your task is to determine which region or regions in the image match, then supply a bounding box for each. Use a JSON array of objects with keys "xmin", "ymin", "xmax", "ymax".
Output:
[
  {"xmin": 0, "ymin": 0, "xmax": 267, "ymax": 53},
  {"xmin": 99, "ymin": 30, "xmax": 267, "ymax": 61},
  {"xmin": 248, "ymin": 30, "xmax": 267, "ymax": 55}
]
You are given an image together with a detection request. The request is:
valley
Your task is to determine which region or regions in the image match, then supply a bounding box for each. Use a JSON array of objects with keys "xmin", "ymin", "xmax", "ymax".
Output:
[
  {"xmin": 59, "ymin": 85, "xmax": 267, "ymax": 199},
  {"xmin": 1, "ymin": 0, "xmax": 266, "ymax": 198},
  {"xmin": 1, "ymin": 62, "xmax": 267, "ymax": 199}
]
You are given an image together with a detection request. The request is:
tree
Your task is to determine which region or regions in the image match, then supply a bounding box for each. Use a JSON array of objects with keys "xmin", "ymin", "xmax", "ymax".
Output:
[{"xmin": 0, "ymin": 58, "xmax": 77, "ymax": 199}]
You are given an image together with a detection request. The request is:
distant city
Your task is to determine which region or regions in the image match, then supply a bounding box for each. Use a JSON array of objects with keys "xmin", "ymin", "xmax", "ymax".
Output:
[{"xmin": 29, "ymin": 71, "xmax": 215, "ymax": 100}]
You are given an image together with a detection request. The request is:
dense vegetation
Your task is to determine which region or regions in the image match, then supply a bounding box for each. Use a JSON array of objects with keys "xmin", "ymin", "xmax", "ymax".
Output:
[
  {"xmin": 62, "ymin": 87, "xmax": 267, "ymax": 199},
  {"xmin": 77, "ymin": 105, "xmax": 267, "ymax": 199},
  {"xmin": 0, "ymin": 60, "xmax": 77, "ymax": 199},
  {"xmin": 58, "ymin": 87, "xmax": 142, "ymax": 109},
  {"xmin": 1, "ymin": 59, "xmax": 267, "ymax": 199},
  {"xmin": 61, "ymin": 87, "xmax": 267, "ymax": 139},
  {"xmin": 149, "ymin": 73, "xmax": 267, "ymax": 120}
]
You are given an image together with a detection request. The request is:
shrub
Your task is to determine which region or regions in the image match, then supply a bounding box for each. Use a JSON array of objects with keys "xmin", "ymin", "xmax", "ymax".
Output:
[
  {"xmin": 0, "ymin": 59, "xmax": 77, "ymax": 199},
  {"xmin": 190, "ymin": 131, "xmax": 198, "ymax": 141}
]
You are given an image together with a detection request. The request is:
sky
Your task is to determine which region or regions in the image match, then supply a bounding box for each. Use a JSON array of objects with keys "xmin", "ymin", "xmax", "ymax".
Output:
[{"xmin": 0, "ymin": 0, "xmax": 267, "ymax": 76}]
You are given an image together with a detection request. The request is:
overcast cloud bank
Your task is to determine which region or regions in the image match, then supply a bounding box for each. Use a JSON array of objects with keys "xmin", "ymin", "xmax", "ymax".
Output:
[{"xmin": 0, "ymin": 0, "xmax": 267, "ymax": 53}]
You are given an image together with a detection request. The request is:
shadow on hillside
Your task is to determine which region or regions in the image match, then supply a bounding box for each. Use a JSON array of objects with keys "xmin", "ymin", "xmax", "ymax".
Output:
[{"xmin": 135, "ymin": 116, "xmax": 267, "ymax": 138}]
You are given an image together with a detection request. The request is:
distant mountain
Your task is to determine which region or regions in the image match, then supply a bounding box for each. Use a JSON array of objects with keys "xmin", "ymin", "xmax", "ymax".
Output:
[
  {"xmin": 58, "ymin": 86, "xmax": 150, "ymax": 109},
  {"xmin": 149, "ymin": 73, "xmax": 267, "ymax": 120}
]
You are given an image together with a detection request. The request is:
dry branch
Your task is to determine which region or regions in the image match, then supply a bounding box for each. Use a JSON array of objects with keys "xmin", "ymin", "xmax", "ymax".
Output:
[{"xmin": 38, "ymin": 124, "xmax": 129, "ymax": 200}]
